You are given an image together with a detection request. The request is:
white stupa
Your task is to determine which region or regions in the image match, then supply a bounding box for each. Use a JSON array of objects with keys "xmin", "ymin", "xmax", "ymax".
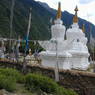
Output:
[
  {"xmin": 0, "ymin": 40, "xmax": 5, "ymax": 58},
  {"xmin": 39, "ymin": 3, "xmax": 90, "ymax": 70}
]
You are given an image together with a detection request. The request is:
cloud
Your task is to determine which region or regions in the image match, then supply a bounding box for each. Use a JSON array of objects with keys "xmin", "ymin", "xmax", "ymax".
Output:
[{"xmin": 79, "ymin": 0, "xmax": 95, "ymax": 4}]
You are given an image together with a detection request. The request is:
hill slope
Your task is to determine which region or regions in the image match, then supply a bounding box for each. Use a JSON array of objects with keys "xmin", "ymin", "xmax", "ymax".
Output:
[
  {"xmin": 0, "ymin": 0, "xmax": 54, "ymax": 40},
  {"xmin": 0, "ymin": 0, "xmax": 95, "ymax": 40}
]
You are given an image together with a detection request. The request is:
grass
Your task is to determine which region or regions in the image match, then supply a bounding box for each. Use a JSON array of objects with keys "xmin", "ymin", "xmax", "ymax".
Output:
[
  {"xmin": 15, "ymin": 83, "xmax": 33, "ymax": 95},
  {"xmin": 0, "ymin": 68, "xmax": 78, "ymax": 95}
]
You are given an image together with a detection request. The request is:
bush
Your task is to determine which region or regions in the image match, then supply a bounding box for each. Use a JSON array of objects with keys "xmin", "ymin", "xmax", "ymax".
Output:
[
  {"xmin": 0, "ymin": 68, "xmax": 23, "ymax": 82},
  {"xmin": 25, "ymin": 74, "xmax": 58, "ymax": 94},
  {"xmin": 25, "ymin": 74, "xmax": 78, "ymax": 95},
  {"xmin": 57, "ymin": 87, "xmax": 78, "ymax": 95},
  {"xmin": 0, "ymin": 74, "xmax": 16, "ymax": 92}
]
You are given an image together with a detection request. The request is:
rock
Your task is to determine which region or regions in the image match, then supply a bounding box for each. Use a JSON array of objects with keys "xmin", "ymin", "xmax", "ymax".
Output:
[{"xmin": 0, "ymin": 90, "xmax": 23, "ymax": 95}]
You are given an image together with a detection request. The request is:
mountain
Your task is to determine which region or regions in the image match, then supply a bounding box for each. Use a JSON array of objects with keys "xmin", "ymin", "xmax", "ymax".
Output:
[
  {"xmin": 0, "ymin": 0, "xmax": 95, "ymax": 40},
  {"xmin": 0, "ymin": 0, "xmax": 54, "ymax": 40},
  {"xmin": 39, "ymin": 2, "xmax": 95, "ymax": 40}
]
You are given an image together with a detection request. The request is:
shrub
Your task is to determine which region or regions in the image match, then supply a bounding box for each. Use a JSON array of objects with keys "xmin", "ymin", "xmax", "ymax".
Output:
[
  {"xmin": 0, "ymin": 68, "xmax": 23, "ymax": 82},
  {"xmin": 25, "ymin": 74, "xmax": 78, "ymax": 95},
  {"xmin": 25, "ymin": 74, "xmax": 58, "ymax": 94},
  {"xmin": 0, "ymin": 74, "xmax": 16, "ymax": 92},
  {"xmin": 57, "ymin": 87, "xmax": 78, "ymax": 95}
]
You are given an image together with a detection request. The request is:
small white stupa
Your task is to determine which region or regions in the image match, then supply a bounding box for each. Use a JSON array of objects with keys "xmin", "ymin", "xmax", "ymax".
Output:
[
  {"xmin": 0, "ymin": 40, "xmax": 5, "ymax": 58},
  {"xmin": 39, "ymin": 3, "xmax": 90, "ymax": 70}
]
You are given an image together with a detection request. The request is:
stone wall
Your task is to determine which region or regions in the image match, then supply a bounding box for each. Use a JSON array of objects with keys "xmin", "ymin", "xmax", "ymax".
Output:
[
  {"xmin": 0, "ymin": 61, "xmax": 95, "ymax": 95},
  {"xmin": 59, "ymin": 70, "xmax": 95, "ymax": 95}
]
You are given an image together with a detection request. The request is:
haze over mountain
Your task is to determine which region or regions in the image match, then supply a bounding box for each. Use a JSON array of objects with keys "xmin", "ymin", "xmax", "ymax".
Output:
[{"xmin": 0, "ymin": 0, "xmax": 95, "ymax": 40}]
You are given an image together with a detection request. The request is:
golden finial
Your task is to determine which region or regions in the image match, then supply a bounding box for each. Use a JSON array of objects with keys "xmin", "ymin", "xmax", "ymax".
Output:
[
  {"xmin": 82, "ymin": 24, "xmax": 85, "ymax": 32},
  {"xmin": 56, "ymin": 2, "xmax": 61, "ymax": 19},
  {"xmin": 74, "ymin": 6, "xmax": 78, "ymax": 14},
  {"xmin": 73, "ymin": 6, "xmax": 78, "ymax": 23}
]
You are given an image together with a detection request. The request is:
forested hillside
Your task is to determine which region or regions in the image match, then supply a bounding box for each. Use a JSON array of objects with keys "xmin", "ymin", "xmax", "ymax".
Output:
[{"xmin": 0, "ymin": 0, "xmax": 95, "ymax": 40}]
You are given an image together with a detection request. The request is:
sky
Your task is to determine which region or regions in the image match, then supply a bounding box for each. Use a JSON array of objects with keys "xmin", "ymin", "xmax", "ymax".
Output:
[{"xmin": 35, "ymin": 0, "xmax": 95, "ymax": 25}]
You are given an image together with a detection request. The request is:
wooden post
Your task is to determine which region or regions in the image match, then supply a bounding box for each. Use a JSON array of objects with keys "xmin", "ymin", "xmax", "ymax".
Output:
[
  {"xmin": 54, "ymin": 40, "xmax": 59, "ymax": 82},
  {"xmin": 22, "ymin": 8, "xmax": 32, "ymax": 73}
]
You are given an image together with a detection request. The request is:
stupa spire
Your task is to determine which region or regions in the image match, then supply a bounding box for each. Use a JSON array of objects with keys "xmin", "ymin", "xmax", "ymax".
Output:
[
  {"xmin": 82, "ymin": 24, "xmax": 85, "ymax": 32},
  {"xmin": 73, "ymin": 6, "xmax": 78, "ymax": 23},
  {"xmin": 56, "ymin": 2, "xmax": 61, "ymax": 19}
]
